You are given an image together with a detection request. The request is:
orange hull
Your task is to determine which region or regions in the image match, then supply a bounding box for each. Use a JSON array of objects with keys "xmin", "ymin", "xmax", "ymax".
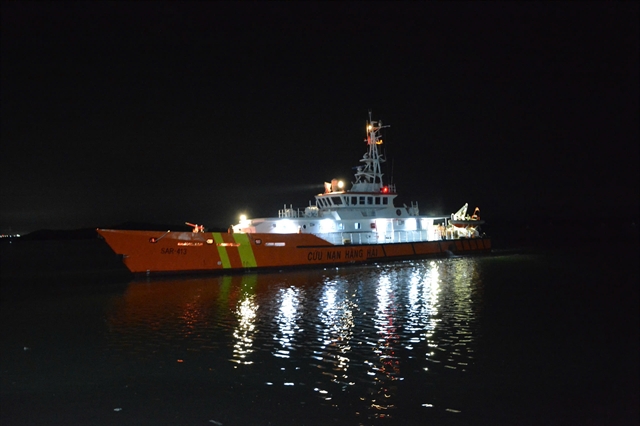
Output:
[{"xmin": 97, "ymin": 229, "xmax": 491, "ymax": 275}]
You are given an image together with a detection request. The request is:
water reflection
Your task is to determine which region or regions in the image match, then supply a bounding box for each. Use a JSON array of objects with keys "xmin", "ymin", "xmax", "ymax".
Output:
[
  {"xmin": 106, "ymin": 277, "xmax": 227, "ymax": 363},
  {"xmin": 436, "ymin": 258, "xmax": 480, "ymax": 372},
  {"xmin": 273, "ymin": 286, "xmax": 303, "ymax": 359},
  {"xmin": 406, "ymin": 261, "xmax": 440, "ymax": 352},
  {"xmin": 313, "ymin": 279, "xmax": 357, "ymax": 398},
  {"xmin": 105, "ymin": 259, "xmax": 482, "ymax": 421},
  {"xmin": 231, "ymin": 275, "xmax": 258, "ymax": 365},
  {"xmin": 368, "ymin": 270, "xmax": 402, "ymax": 417}
]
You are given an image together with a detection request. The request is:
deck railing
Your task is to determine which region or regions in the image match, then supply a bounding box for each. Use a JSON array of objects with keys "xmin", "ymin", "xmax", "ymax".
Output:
[{"xmin": 317, "ymin": 230, "xmax": 440, "ymax": 245}]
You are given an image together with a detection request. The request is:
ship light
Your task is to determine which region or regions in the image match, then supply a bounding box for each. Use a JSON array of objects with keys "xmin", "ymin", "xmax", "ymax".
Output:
[
  {"xmin": 240, "ymin": 214, "xmax": 248, "ymax": 223},
  {"xmin": 319, "ymin": 219, "xmax": 334, "ymax": 233},
  {"xmin": 330, "ymin": 179, "xmax": 344, "ymax": 193},
  {"xmin": 278, "ymin": 219, "xmax": 298, "ymax": 233},
  {"xmin": 381, "ymin": 186, "xmax": 389, "ymax": 194}
]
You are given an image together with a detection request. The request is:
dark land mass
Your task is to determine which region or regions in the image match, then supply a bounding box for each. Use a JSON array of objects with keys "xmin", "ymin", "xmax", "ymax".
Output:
[{"xmin": 8, "ymin": 216, "xmax": 639, "ymax": 248}]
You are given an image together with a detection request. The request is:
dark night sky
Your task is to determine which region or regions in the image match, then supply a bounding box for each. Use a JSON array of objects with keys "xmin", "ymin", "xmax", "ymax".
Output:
[{"xmin": 1, "ymin": 1, "xmax": 638, "ymax": 234}]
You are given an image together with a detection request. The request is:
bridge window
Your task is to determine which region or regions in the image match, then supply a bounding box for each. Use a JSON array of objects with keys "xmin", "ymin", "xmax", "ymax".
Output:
[
  {"xmin": 351, "ymin": 196, "xmax": 357, "ymax": 205},
  {"xmin": 332, "ymin": 196, "xmax": 343, "ymax": 205},
  {"xmin": 375, "ymin": 197, "xmax": 381, "ymax": 205},
  {"xmin": 383, "ymin": 197, "xmax": 388, "ymax": 205},
  {"xmin": 355, "ymin": 223, "xmax": 361, "ymax": 230},
  {"xmin": 359, "ymin": 196, "xmax": 365, "ymax": 205},
  {"xmin": 367, "ymin": 196, "xmax": 373, "ymax": 205}
]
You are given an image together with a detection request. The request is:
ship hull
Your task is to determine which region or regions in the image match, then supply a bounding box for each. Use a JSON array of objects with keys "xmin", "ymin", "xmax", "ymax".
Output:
[{"xmin": 97, "ymin": 229, "xmax": 491, "ymax": 275}]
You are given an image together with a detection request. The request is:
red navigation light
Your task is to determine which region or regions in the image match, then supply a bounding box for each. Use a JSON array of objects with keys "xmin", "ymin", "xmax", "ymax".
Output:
[{"xmin": 381, "ymin": 186, "xmax": 389, "ymax": 194}]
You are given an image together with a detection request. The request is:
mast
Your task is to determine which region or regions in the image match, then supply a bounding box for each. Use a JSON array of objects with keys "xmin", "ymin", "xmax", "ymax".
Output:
[{"xmin": 351, "ymin": 111, "xmax": 390, "ymax": 193}]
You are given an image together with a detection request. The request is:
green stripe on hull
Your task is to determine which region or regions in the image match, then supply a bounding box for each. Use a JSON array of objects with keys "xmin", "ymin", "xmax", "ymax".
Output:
[
  {"xmin": 212, "ymin": 233, "xmax": 231, "ymax": 269},
  {"xmin": 233, "ymin": 233, "xmax": 257, "ymax": 268}
]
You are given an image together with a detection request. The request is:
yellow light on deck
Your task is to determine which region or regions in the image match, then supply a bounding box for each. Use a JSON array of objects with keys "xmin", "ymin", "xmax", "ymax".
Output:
[
  {"xmin": 337, "ymin": 180, "xmax": 344, "ymax": 189},
  {"xmin": 239, "ymin": 214, "xmax": 247, "ymax": 222}
]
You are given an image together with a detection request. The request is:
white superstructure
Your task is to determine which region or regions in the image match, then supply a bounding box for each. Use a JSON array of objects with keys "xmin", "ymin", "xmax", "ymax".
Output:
[{"xmin": 232, "ymin": 113, "xmax": 482, "ymax": 244}]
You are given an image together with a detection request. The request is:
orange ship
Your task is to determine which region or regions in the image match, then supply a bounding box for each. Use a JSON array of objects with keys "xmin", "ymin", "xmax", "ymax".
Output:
[{"xmin": 98, "ymin": 113, "xmax": 490, "ymax": 275}]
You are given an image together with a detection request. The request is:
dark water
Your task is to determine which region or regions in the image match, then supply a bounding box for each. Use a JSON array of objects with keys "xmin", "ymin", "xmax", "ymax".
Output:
[{"xmin": 1, "ymin": 240, "xmax": 638, "ymax": 425}]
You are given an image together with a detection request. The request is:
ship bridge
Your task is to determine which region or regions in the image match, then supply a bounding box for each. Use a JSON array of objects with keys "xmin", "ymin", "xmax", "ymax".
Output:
[
  {"xmin": 310, "ymin": 113, "xmax": 418, "ymax": 219},
  {"xmin": 315, "ymin": 191, "xmax": 396, "ymax": 211}
]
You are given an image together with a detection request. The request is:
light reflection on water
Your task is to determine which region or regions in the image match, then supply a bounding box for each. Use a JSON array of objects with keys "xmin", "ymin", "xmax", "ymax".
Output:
[
  {"xmin": 103, "ymin": 258, "xmax": 482, "ymax": 423},
  {"xmin": 232, "ymin": 276, "xmax": 258, "ymax": 364},
  {"xmin": 4, "ymin": 247, "xmax": 637, "ymax": 425},
  {"xmin": 315, "ymin": 278, "xmax": 356, "ymax": 394},
  {"xmin": 273, "ymin": 286, "xmax": 303, "ymax": 359}
]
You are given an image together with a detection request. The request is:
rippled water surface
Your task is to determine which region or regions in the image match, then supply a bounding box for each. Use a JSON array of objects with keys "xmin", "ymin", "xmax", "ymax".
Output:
[{"xmin": 1, "ymin": 244, "xmax": 638, "ymax": 425}]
